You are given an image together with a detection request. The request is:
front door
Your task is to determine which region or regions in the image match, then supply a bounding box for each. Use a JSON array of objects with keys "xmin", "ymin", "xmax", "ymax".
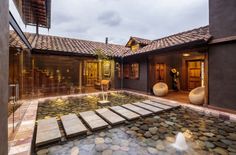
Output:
[
  {"xmin": 187, "ymin": 61, "xmax": 204, "ymax": 90},
  {"xmin": 85, "ymin": 62, "xmax": 98, "ymax": 86}
]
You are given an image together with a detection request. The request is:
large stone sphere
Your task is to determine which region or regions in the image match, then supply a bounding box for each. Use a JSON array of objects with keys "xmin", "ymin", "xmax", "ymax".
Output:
[
  {"xmin": 189, "ymin": 87, "xmax": 205, "ymax": 105},
  {"xmin": 153, "ymin": 82, "xmax": 168, "ymax": 97}
]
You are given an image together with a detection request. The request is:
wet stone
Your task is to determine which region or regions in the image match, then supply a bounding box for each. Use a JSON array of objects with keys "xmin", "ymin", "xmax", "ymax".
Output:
[
  {"xmin": 95, "ymin": 138, "xmax": 105, "ymax": 144},
  {"xmin": 221, "ymin": 139, "xmax": 233, "ymax": 145},
  {"xmin": 120, "ymin": 146, "xmax": 129, "ymax": 151},
  {"xmin": 203, "ymin": 132, "xmax": 214, "ymax": 137},
  {"xmin": 113, "ymin": 150, "xmax": 128, "ymax": 155},
  {"xmin": 80, "ymin": 144, "xmax": 95, "ymax": 151},
  {"xmin": 99, "ymin": 132, "xmax": 106, "ymax": 137},
  {"xmin": 152, "ymin": 135, "xmax": 159, "ymax": 141},
  {"xmin": 149, "ymin": 127, "xmax": 158, "ymax": 135},
  {"xmin": 102, "ymin": 149, "xmax": 113, "ymax": 155},
  {"xmin": 140, "ymin": 125, "xmax": 149, "ymax": 131},
  {"xmin": 95, "ymin": 144, "xmax": 108, "ymax": 152},
  {"xmin": 205, "ymin": 141, "xmax": 215, "ymax": 149},
  {"xmin": 70, "ymin": 147, "xmax": 79, "ymax": 155},
  {"xmin": 104, "ymin": 137, "xmax": 112, "ymax": 144},
  {"xmin": 156, "ymin": 143, "xmax": 165, "ymax": 151},
  {"xmin": 144, "ymin": 131, "xmax": 152, "ymax": 138},
  {"xmin": 213, "ymin": 147, "xmax": 228, "ymax": 155},
  {"xmin": 228, "ymin": 133, "xmax": 236, "ymax": 141},
  {"xmin": 147, "ymin": 147, "xmax": 158, "ymax": 154},
  {"xmin": 37, "ymin": 149, "xmax": 49, "ymax": 155},
  {"xmin": 199, "ymin": 136, "xmax": 208, "ymax": 141},
  {"xmin": 228, "ymin": 147, "xmax": 236, "ymax": 153},
  {"xmin": 131, "ymin": 126, "xmax": 139, "ymax": 131},
  {"xmin": 110, "ymin": 145, "xmax": 120, "ymax": 151},
  {"xmin": 214, "ymin": 141, "xmax": 227, "ymax": 149}
]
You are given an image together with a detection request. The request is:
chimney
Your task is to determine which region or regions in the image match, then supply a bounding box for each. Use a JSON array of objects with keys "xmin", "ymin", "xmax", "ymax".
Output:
[
  {"xmin": 105, "ymin": 37, "xmax": 108, "ymax": 44},
  {"xmin": 209, "ymin": 0, "xmax": 236, "ymax": 39}
]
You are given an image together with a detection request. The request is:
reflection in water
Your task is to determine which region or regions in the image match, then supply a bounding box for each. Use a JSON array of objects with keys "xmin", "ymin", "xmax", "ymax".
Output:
[{"xmin": 37, "ymin": 92, "xmax": 147, "ymax": 120}]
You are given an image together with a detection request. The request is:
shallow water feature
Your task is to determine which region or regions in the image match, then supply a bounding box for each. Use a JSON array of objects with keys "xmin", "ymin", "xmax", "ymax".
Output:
[
  {"xmin": 37, "ymin": 92, "xmax": 147, "ymax": 120},
  {"xmin": 37, "ymin": 108, "xmax": 236, "ymax": 155}
]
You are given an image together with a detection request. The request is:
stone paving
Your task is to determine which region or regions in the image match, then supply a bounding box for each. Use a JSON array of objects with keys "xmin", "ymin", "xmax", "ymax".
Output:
[
  {"xmin": 37, "ymin": 108, "xmax": 236, "ymax": 155},
  {"xmin": 7, "ymin": 90, "xmax": 236, "ymax": 155}
]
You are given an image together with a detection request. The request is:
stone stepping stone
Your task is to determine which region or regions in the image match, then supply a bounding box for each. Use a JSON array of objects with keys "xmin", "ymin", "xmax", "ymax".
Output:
[
  {"xmin": 109, "ymin": 106, "xmax": 140, "ymax": 120},
  {"xmin": 36, "ymin": 117, "xmax": 61, "ymax": 147},
  {"xmin": 122, "ymin": 104, "xmax": 153, "ymax": 116},
  {"xmin": 61, "ymin": 114, "xmax": 87, "ymax": 137},
  {"xmin": 142, "ymin": 100, "xmax": 172, "ymax": 110},
  {"xmin": 96, "ymin": 108, "xmax": 126, "ymax": 125},
  {"xmin": 79, "ymin": 111, "xmax": 108, "ymax": 131},
  {"xmin": 132, "ymin": 102, "xmax": 163, "ymax": 113},
  {"xmin": 151, "ymin": 99, "xmax": 180, "ymax": 108}
]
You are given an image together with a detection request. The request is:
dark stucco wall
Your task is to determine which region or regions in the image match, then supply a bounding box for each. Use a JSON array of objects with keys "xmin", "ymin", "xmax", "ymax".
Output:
[
  {"xmin": 0, "ymin": 0, "xmax": 9, "ymax": 154},
  {"xmin": 208, "ymin": 0, "xmax": 236, "ymax": 110},
  {"xmin": 123, "ymin": 55, "xmax": 148, "ymax": 92},
  {"xmin": 209, "ymin": 42, "xmax": 236, "ymax": 110},
  {"xmin": 209, "ymin": 0, "xmax": 236, "ymax": 39}
]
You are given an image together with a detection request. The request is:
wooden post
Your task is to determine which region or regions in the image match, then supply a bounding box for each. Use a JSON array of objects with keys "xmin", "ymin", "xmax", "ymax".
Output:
[
  {"xmin": 79, "ymin": 61, "xmax": 82, "ymax": 93},
  {"xmin": 0, "ymin": 0, "xmax": 9, "ymax": 154}
]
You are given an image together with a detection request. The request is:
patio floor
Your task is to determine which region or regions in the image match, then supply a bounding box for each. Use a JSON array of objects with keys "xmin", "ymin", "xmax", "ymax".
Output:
[{"xmin": 161, "ymin": 91, "xmax": 190, "ymax": 104}]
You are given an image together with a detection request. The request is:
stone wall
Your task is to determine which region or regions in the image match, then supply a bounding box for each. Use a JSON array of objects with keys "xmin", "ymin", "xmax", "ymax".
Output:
[{"xmin": 0, "ymin": 0, "xmax": 9, "ymax": 154}]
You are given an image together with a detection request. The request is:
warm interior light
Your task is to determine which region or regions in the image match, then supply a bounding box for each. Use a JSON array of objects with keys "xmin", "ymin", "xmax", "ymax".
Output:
[{"xmin": 183, "ymin": 53, "xmax": 190, "ymax": 57}]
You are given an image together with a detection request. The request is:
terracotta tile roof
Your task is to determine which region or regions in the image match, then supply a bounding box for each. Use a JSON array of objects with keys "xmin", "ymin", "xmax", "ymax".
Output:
[
  {"xmin": 9, "ymin": 31, "xmax": 129, "ymax": 57},
  {"xmin": 124, "ymin": 26, "xmax": 211, "ymax": 56},
  {"xmin": 9, "ymin": 26, "xmax": 210, "ymax": 57}
]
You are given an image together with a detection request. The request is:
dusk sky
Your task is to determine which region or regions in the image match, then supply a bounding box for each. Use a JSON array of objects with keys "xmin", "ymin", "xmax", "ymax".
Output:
[{"xmin": 10, "ymin": 0, "xmax": 209, "ymax": 45}]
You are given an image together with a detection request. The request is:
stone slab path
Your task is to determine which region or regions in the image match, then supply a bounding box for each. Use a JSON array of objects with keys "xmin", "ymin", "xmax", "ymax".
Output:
[
  {"xmin": 142, "ymin": 100, "xmax": 172, "ymax": 110},
  {"xmin": 61, "ymin": 114, "xmax": 87, "ymax": 137},
  {"xmin": 36, "ymin": 117, "xmax": 61, "ymax": 147},
  {"xmin": 79, "ymin": 111, "xmax": 108, "ymax": 131},
  {"xmin": 122, "ymin": 104, "xmax": 153, "ymax": 116},
  {"xmin": 151, "ymin": 99, "xmax": 180, "ymax": 108},
  {"xmin": 132, "ymin": 102, "xmax": 163, "ymax": 113},
  {"xmin": 109, "ymin": 106, "xmax": 140, "ymax": 120},
  {"xmin": 95, "ymin": 108, "xmax": 126, "ymax": 125}
]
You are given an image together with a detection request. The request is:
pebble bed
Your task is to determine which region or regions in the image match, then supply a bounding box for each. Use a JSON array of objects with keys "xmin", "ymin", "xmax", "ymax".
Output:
[
  {"xmin": 37, "ymin": 108, "xmax": 236, "ymax": 155},
  {"xmin": 37, "ymin": 92, "xmax": 147, "ymax": 120}
]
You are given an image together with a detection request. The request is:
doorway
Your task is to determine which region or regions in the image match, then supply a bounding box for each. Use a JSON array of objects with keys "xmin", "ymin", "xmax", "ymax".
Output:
[
  {"xmin": 187, "ymin": 60, "xmax": 204, "ymax": 90},
  {"xmin": 85, "ymin": 62, "xmax": 98, "ymax": 86}
]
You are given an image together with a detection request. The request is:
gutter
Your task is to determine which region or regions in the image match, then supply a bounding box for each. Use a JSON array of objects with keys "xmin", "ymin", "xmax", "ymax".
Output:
[{"xmin": 9, "ymin": 11, "xmax": 32, "ymax": 51}]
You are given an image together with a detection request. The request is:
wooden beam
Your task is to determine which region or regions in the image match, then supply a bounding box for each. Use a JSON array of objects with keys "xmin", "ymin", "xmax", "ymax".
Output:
[{"xmin": 209, "ymin": 36, "xmax": 236, "ymax": 44}]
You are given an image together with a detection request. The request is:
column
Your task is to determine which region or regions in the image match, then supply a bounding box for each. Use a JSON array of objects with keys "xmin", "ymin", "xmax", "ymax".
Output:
[{"xmin": 0, "ymin": 0, "xmax": 9, "ymax": 154}]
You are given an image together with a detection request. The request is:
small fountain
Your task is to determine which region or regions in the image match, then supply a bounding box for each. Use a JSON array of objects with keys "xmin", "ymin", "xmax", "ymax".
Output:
[
  {"xmin": 171, "ymin": 132, "xmax": 188, "ymax": 152},
  {"xmin": 97, "ymin": 80, "xmax": 110, "ymax": 106}
]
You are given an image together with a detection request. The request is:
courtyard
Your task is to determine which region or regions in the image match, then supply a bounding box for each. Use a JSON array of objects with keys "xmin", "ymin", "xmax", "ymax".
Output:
[{"xmin": 1, "ymin": 0, "xmax": 236, "ymax": 155}]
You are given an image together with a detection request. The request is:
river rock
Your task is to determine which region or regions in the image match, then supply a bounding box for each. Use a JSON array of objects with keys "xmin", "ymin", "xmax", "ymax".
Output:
[
  {"xmin": 149, "ymin": 127, "xmax": 158, "ymax": 135},
  {"xmin": 95, "ymin": 138, "xmax": 105, "ymax": 144},
  {"xmin": 144, "ymin": 131, "xmax": 152, "ymax": 138},
  {"xmin": 213, "ymin": 147, "xmax": 228, "ymax": 155},
  {"xmin": 147, "ymin": 147, "xmax": 158, "ymax": 154}
]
